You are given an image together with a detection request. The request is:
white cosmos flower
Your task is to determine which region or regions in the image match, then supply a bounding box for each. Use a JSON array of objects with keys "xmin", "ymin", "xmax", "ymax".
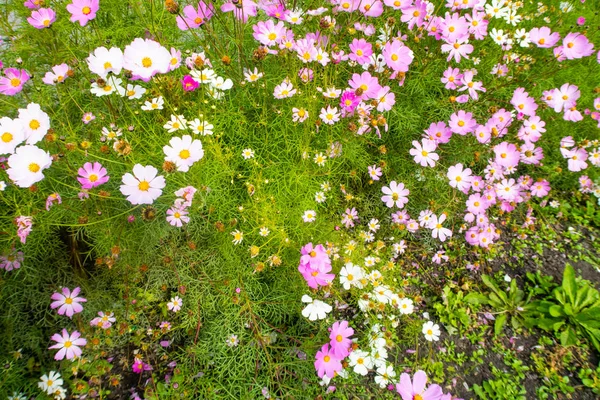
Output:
[
  {"xmin": 301, "ymin": 295, "xmax": 332, "ymax": 321},
  {"xmin": 189, "ymin": 118, "xmax": 213, "ymax": 135},
  {"xmin": 422, "ymin": 320, "xmax": 441, "ymax": 341},
  {"xmin": 163, "ymin": 114, "xmax": 188, "ymax": 132},
  {"xmin": 339, "ymin": 262, "xmax": 365, "ymax": 290},
  {"xmin": 398, "ymin": 298, "xmax": 414, "ymax": 314},
  {"xmin": 124, "ymin": 84, "xmax": 146, "ymax": 99},
  {"xmin": 163, "ymin": 135, "xmax": 204, "ymax": 172},
  {"xmin": 348, "ymin": 349, "xmax": 373, "ymax": 376},
  {"xmin": 0, "ymin": 117, "xmax": 25, "ymax": 154},
  {"xmin": 86, "ymin": 46, "xmax": 124, "ymax": 78},
  {"xmin": 211, "ymin": 76, "xmax": 233, "ymax": 91},
  {"xmin": 123, "ymin": 38, "xmax": 171, "ymax": 82},
  {"xmin": 374, "ymin": 364, "xmax": 396, "ymax": 388},
  {"xmin": 90, "ymin": 76, "xmax": 125, "ymax": 97},
  {"xmin": 7, "ymin": 145, "xmax": 52, "ymax": 188},
  {"xmin": 119, "ymin": 164, "xmax": 166, "ymax": 205},
  {"xmin": 17, "ymin": 103, "xmax": 50, "ymax": 145},
  {"xmin": 302, "ymin": 210, "xmax": 316, "ymax": 222},
  {"xmin": 190, "ymin": 68, "xmax": 216, "ymax": 85},
  {"xmin": 141, "ymin": 96, "xmax": 164, "ymax": 111},
  {"xmin": 38, "ymin": 370, "xmax": 63, "ymax": 395}
]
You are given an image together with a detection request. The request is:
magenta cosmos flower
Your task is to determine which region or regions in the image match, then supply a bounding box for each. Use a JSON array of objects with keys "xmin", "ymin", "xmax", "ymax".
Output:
[
  {"xmin": 0, "ymin": 68, "xmax": 30, "ymax": 95},
  {"xmin": 27, "ymin": 8, "xmax": 56, "ymax": 29},
  {"xmin": 396, "ymin": 370, "xmax": 444, "ymax": 400},
  {"xmin": 50, "ymin": 287, "xmax": 87, "ymax": 318},
  {"xmin": 329, "ymin": 320, "xmax": 354, "ymax": 358},
  {"xmin": 314, "ymin": 344, "xmax": 343, "ymax": 379},
  {"xmin": 348, "ymin": 38, "xmax": 373, "ymax": 65},
  {"xmin": 49, "ymin": 329, "xmax": 87, "ymax": 360},
  {"xmin": 181, "ymin": 75, "xmax": 199, "ymax": 92},
  {"xmin": 448, "ymin": 110, "xmax": 477, "ymax": 135},
  {"xmin": 176, "ymin": 1, "xmax": 214, "ymax": 30},
  {"xmin": 77, "ymin": 161, "xmax": 109, "ymax": 189},
  {"xmin": 66, "ymin": 0, "xmax": 99, "ymax": 26}
]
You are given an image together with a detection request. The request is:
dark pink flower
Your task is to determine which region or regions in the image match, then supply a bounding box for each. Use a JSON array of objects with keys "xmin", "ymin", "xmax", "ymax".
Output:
[
  {"xmin": 27, "ymin": 8, "xmax": 56, "ymax": 29},
  {"xmin": 181, "ymin": 75, "xmax": 199, "ymax": 92},
  {"xmin": 314, "ymin": 344, "xmax": 342, "ymax": 379},
  {"xmin": 0, "ymin": 68, "xmax": 30, "ymax": 96},
  {"xmin": 66, "ymin": 0, "xmax": 99, "ymax": 27},
  {"xmin": 329, "ymin": 320, "xmax": 354, "ymax": 358},
  {"xmin": 77, "ymin": 161, "xmax": 109, "ymax": 189}
]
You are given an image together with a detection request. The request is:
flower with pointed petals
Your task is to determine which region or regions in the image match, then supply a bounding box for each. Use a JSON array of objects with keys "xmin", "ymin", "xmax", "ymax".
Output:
[{"xmin": 49, "ymin": 329, "xmax": 87, "ymax": 360}]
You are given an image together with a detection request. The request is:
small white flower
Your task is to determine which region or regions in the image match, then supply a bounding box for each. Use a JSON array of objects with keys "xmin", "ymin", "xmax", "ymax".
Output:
[
  {"xmin": 313, "ymin": 153, "xmax": 327, "ymax": 166},
  {"xmin": 163, "ymin": 114, "xmax": 188, "ymax": 132},
  {"xmin": 231, "ymin": 230, "xmax": 244, "ymax": 245},
  {"xmin": 315, "ymin": 191, "xmax": 326, "ymax": 203},
  {"xmin": 301, "ymin": 295, "xmax": 332, "ymax": 321},
  {"xmin": 242, "ymin": 148, "xmax": 255, "ymax": 159},
  {"xmin": 259, "ymin": 227, "xmax": 270, "ymax": 237},
  {"xmin": 302, "ymin": 210, "xmax": 316, "ymax": 223},
  {"xmin": 422, "ymin": 320, "xmax": 441, "ymax": 341},
  {"xmin": 141, "ymin": 96, "xmax": 164, "ymax": 111}
]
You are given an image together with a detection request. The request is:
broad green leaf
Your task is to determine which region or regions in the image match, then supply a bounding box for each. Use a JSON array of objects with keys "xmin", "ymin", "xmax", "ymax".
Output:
[
  {"xmin": 562, "ymin": 264, "xmax": 577, "ymax": 305},
  {"xmin": 495, "ymin": 313, "xmax": 507, "ymax": 336}
]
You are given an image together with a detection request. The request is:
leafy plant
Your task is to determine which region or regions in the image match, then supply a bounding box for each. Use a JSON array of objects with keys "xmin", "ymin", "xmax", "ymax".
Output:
[
  {"xmin": 465, "ymin": 275, "xmax": 534, "ymax": 336},
  {"xmin": 433, "ymin": 285, "xmax": 474, "ymax": 336},
  {"xmin": 472, "ymin": 366, "xmax": 526, "ymax": 400},
  {"xmin": 528, "ymin": 264, "xmax": 600, "ymax": 352}
]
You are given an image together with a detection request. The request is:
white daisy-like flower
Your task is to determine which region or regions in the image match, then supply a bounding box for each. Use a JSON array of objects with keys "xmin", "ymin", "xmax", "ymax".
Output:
[
  {"xmin": 301, "ymin": 295, "xmax": 332, "ymax": 321},
  {"xmin": 0, "ymin": 117, "xmax": 25, "ymax": 154},
  {"xmin": 163, "ymin": 135, "xmax": 204, "ymax": 172},
  {"xmin": 243, "ymin": 67, "xmax": 263, "ymax": 82},
  {"xmin": 313, "ymin": 152, "xmax": 327, "ymax": 166},
  {"xmin": 339, "ymin": 262, "xmax": 365, "ymax": 290},
  {"xmin": 242, "ymin": 148, "xmax": 255, "ymax": 159},
  {"xmin": 163, "ymin": 114, "xmax": 188, "ymax": 132},
  {"xmin": 90, "ymin": 76, "xmax": 125, "ymax": 97},
  {"xmin": 190, "ymin": 68, "xmax": 217, "ymax": 85},
  {"xmin": 348, "ymin": 349, "xmax": 373, "ymax": 376},
  {"xmin": 189, "ymin": 118, "xmax": 214, "ymax": 135},
  {"xmin": 123, "ymin": 38, "xmax": 171, "ymax": 82},
  {"xmin": 86, "ymin": 46, "xmax": 124, "ymax": 78},
  {"xmin": 38, "ymin": 371, "xmax": 63, "ymax": 395},
  {"xmin": 141, "ymin": 96, "xmax": 164, "ymax": 111},
  {"xmin": 398, "ymin": 298, "xmax": 414, "ymax": 314},
  {"xmin": 422, "ymin": 320, "xmax": 441, "ymax": 341},
  {"xmin": 259, "ymin": 226, "xmax": 270, "ymax": 237},
  {"xmin": 124, "ymin": 84, "xmax": 146, "ymax": 99},
  {"xmin": 119, "ymin": 164, "xmax": 166, "ymax": 205},
  {"xmin": 315, "ymin": 191, "xmax": 326, "ymax": 203},
  {"xmin": 302, "ymin": 210, "xmax": 316, "ymax": 223},
  {"xmin": 101, "ymin": 126, "xmax": 122, "ymax": 141},
  {"xmin": 17, "ymin": 103, "xmax": 50, "ymax": 145},
  {"xmin": 231, "ymin": 229, "xmax": 244, "ymax": 245},
  {"xmin": 7, "ymin": 145, "xmax": 52, "ymax": 188}
]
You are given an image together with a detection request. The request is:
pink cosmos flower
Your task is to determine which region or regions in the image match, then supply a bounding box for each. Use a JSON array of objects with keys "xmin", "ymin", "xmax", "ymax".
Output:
[
  {"xmin": 495, "ymin": 178, "xmax": 520, "ymax": 202},
  {"xmin": 511, "ymin": 87, "xmax": 538, "ymax": 117},
  {"xmin": 466, "ymin": 193, "xmax": 487, "ymax": 215},
  {"xmin": 299, "ymin": 243, "xmax": 330, "ymax": 270},
  {"xmin": 50, "ymin": 287, "xmax": 87, "ymax": 318},
  {"xmin": 341, "ymin": 207, "xmax": 358, "ymax": 228},
  {"xmin": 424, "ymin": 121, "xmax": 452, "ymax": 144},
  {"xmin": 0, "ymin": 249, "xmax": 24, "ymax": 271},
  {"xmin": 176, "ymin": 1, "xmax": 214, "ymax": 30},
  {"xmin": 16, "ymin": 216, "xmax": 33, "ymax": 244},
  {"xmin": 340, "ymin": 90, "xmax": 360, "ymax": 113},
  {"xmin": 90, "ymin": 311, "xmax": 116, "ymax": 329},
  {"xmin": 349, "ymin": 38, "xmax": 373, "ymax": 65},
  {"xmin": 410, "ymin": 139, "xmax": 439, "ymax": 167},
  {"xmin": 381, "ymin": 181, "xmax": 410, "ymax": 208},
  {"xmin": 396, "ymin": 370, "xmax": 444, "ymax": 400},
  {"xmin": 253, "ymin": 19, "xmax": 286, "ymax": 46},
  {"xmin": 529, "ymin": 27, "xmax": 560, "ymax": 48},
  {"xmin": 314, "ymin": 344, "xmax": 342, "ymax": 379},
  {"xmin": 449, "ymin": 110, "xmax": 476, "ymax": 135},
  {"xmin": 329, "ymin": 320, "xmax": 354, "ymax": 358},
  {"xmin": 174, "ymin": 186, "xmax": 197, "ymax": 208},
  {"xmin": 401, "ymin": 0, "xmax": 427, "ymax": 29},
  {"xmin": 45, "ymin": 193, "xmax": 62, "ymax": 211},
  {"xmin": 24, "ymin": 0, "xmax": 42, "ymax": 9},
  {"xmin": 220, "ymin": 0, "xmax": 257, "ymax": 22},
  {"xmin": 27, "ymin": 8, "xmax": 56, "ymax": 29},
  {"xmin": 563, "ymin": 147, "xmax": 588, "ymax": 171},
  {"xmin": 0, "ymin": 68, "xmax": 30, "ymax": 96},
  {"xmin": 181, "ymin": 75, "xmax": 199, "ymax": 92},
  {"xmin": 520, "ymin": 142, "xmax": 544, "ymax": 165},
  {"xmin": 132, "ymin": 358, "xmax": 152, "ymax": 373},
  {"xmin": 447, "ymin": 163, "xmax": 472, "ymax": 193},
  {"xmin": 440, "ymin": 12, "xmax": 470, "ymax": 43},
  {"xmin": 441, "ymin": 67, "xmax": 462, "ymax": 90},
  {"xmin": 167, "ymin": 296, "xmax": 183, "ymax": 312},
  {"xmin": 66, "ymin": 0, "xmax": 99, "ymax": 27},
  {"xmin": 458, "ymin": 70, "xmax": 485, "ymax": 100},
  {"xmin": 561, "ymin": 33, "xmax": 595, "ymax": 60},
  {"xmin": 49, "ymin": 329, "xmax": 87, "ymax": 360},
  {"xmin": 368, "ymin": 165, "xmax": 382, "ymax": 181},
  {"xmin": 494, "ymin": 142, "xmax": 520, "ymax": 168},
  {"xmin": 466, "ymin": 11, "xmax": 488, "ymax": 40},
  {"xmin": 298, "ymin": 262, "xmax": 335, "ymax": 289},
  {"xmin": 530, "ymin": 180, "xmax": 550, "ymax": 197},
  {"xmin": 77, "ymin": 161, "xmax": 109, "ymax": 189},
  {"xmin": 42, "ymin": 64, "xmax": 70, "ymax": 85},
  {"xmin": 166, "ymin": 206, "xmax": 190, "ymax": 227},
  {"xmin": 348, "ymin": 71, "xmax": 381, "ymax": 100},
  {"xmin": 375, "ymin": 86, "xmax": 396, "ymax": 112},
  {"xmin": 441, "ymin": 38, "xmax": 473, "ymax": 63},
  {"xmin": 551, "ymin": 83, "xmax": 580, "ymax": 113},
  {"xmin": 382, "ymin": 39, "xmax": 414, "ymax": 73}
]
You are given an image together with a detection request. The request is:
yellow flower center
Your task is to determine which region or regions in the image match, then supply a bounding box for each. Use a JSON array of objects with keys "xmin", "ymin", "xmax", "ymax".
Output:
[
  {"xmin": 65, "ymin": 297, "xmax": 73, "ymax": 304},
  {"xmin": 64, "ymin": 340, "xmax": 72, "ymax": 348},
  {"xmin": 391, "ymin": 54, "xmax": 398, "ymax": 61},
  {"xmin": 194, "ymin": 17, "xmax": 203, "ymax": 24},
  {"xmin": 138, "ymin": 180, "xmax": 150, "ymax": 191},
  {"xmin": 29, "ymin": 163, "xmax": 40, "ymax": 173},
  {"xmin": 127, "ymin": 90, "xmax": 135, "ymax": 96},
  {"xmin": 141, "ymin": 57, "xmax": 152, "ymax": 68},
  {"xmin": 449, "ymin": 26, "xmax": 455, "ymax": 32},
  {"xmin": 356, "ymin": 49, "xmax": 363, "ymax": 56},
  {"xmin": 392, "ymin": 193, "xmax": 399, "ymax": 201},
  {"xmin": 421, "ymin": 150, "xmax": 428, "ymax": 157},
  {"xmin": 413, "ymin": 10, "xmax": 420, "ymax": 17},
  {"xmin": 43, "ymin": 19, "xmax": 50, "ymax": 27},
  {"xmin": 323, "ymin": 355, "xmax": 331, "ymax": 362},
  {"xmin": 457, "ymin": 120, "xmax": 465, "ymax": 127},
  {"xmin": 179, "ymin": 149, "xmax": 191, "ymax": 159},
  {"xmin": 1, "ymin": 132, "xmax": 12, "ymax": 142},
  {"xmin": 567, "ymin": 42, "xmax": 574, "ymax": 49},
  {"xmin": 268, "ymin": 33, "xmax": 277, "ymax": 40},
  {"xmin": 10, "ymin": 78, "xmax": 21, "ymax": 87},
  {"xmin": 82, "ymin": 6, "xmax": 91, "ymax": 14},
  {"xmin": 347, "ymin": 274, "xmax": 354, "ymax": 281},
  {"xmin": 89, "ymin": 174, "xmax": 98, "ymax": 182},
  {"xmin": 174, "ymin": 212, "xmax": 181, "ymax": 218},
  {"xmin": 336, "ymin": 334, "xmax": 343, "ymax": 342},
  {"xmin": 104, "ymin": 62, "xmax": 112, "ymax": 69},
  {"xmin": 415, "ymin": 395, "xmax": 424, "ymax": 400},
  {"xmin": 427, "ymin": 329, "xmax": 433, "ymax": 335},
  {"xmin": 29, "ymin": 120, "xmax": 40, "ymax": 130},
  {"xmin": 103, "ymin": 85, "xmax": 112, "ymax": 92}
]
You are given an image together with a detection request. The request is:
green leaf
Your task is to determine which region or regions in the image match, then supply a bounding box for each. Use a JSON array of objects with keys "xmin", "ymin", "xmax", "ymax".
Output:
[
  {"xmin": 560, "ymin": 327, "xmax": 578, "ymax": 347},
  {"xmin": 562, "ymin": 264, "xmax": 577, "ymax": 305},
  {"xmin": 464, "ymin": 293, "xmax": 490, "ymax": 305},
  {"xmin": 495, "ymin": 313, "xmax": 507, "ymax": 336},
  {"xmin": 549, "ymin": 305, "xmax": 565, "ymax": 317}
]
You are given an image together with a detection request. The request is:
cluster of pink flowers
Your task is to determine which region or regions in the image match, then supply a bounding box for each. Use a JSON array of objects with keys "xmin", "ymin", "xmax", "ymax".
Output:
[
  {"xmin": 15, "ymin": 215, "xmax": 33, "ymax": 244},
  {"xmin": 298, "ymin": 243, "xmax": 334, "ymax": 289},
  {"xmin": 166, "ymin": 186, "xmax": 197, "ymax": 227},
  {"xmin": 314, "ymin": 320, "xmax": 354, "ymax": 379},
  {"xmin": 90, "ymin": 311, "xmax": 116, "ymax": 329},
  {"xmin": 48, "ymin": 288, "xmax": 88, "ymax": 360}
]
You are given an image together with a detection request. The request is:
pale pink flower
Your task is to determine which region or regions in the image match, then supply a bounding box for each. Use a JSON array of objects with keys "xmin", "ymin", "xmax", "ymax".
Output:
[
  {"xmin": 49, "ymin": 329, "xmax": 87, "ymax": 360},
  {"xmin": 50, "ymin": 287, "xmax": 87, "ymax": 318}
]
